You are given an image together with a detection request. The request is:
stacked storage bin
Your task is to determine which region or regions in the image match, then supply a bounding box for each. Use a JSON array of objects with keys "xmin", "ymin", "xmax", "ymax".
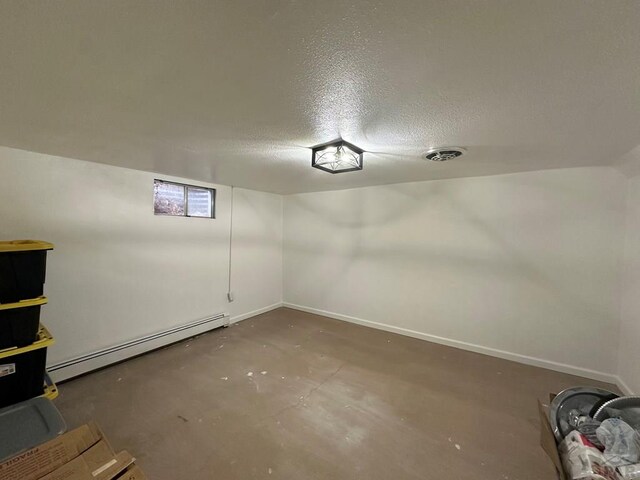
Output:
[{"xmin": 0, "ymin": 240, "xmax": 56, "ymax": 408}]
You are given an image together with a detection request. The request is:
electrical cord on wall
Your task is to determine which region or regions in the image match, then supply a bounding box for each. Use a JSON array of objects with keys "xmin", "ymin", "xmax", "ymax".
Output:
[{"xmin": 227, "ymin": 185, "xmax": 234, "ymax": 303}]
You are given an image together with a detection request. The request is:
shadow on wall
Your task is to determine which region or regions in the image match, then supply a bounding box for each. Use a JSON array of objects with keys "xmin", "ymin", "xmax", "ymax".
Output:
[
  {"xmin": 284, "ymin": 171, "xmax": 620, "ymax": 326},
  {"xmin": 234, "ymin": 189, "xmax": 283, "ymax": 242}
]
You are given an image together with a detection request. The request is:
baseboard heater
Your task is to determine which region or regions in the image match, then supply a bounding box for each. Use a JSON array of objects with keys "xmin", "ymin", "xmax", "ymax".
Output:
[{"xmin": 48, "ymin": 312, "xmax": 229, "ymax": 382}]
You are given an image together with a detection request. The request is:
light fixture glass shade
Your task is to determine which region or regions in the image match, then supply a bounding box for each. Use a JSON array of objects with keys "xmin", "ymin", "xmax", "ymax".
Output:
[{"xmin": 311, "ymin": 140, "xmax": 364, "ymax": 174}]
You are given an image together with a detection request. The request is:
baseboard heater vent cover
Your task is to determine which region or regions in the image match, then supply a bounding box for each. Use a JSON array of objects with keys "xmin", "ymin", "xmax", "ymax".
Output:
[{"xmin": 48, "ymin": 312, "xmax": 228, "ymax": 382}]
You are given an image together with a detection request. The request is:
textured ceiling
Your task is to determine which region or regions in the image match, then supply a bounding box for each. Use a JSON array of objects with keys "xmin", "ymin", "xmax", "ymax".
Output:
[{"xmin": 0, "ymin": 1, "xmax": 639, "ymax": 194}]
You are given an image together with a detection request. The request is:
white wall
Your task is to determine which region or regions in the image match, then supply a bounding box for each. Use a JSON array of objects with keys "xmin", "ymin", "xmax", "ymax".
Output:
[
  {"xmin": 229, "ymin": 187, "xmax": 283, "ymax": 321},
  {"xmin": 2, "ymin": 143, "xmax": 632, "ymax": 386},
  {"xmin": 0, "ymin": 146, "xmax": 282, "ymax": 367},
  {"xmin": 284, "ymin": 167, "xmax": 625, "ymax": 380},
  {"xmin": 618, "ymin": 171, "xmax": 640, "ymax": 393}
]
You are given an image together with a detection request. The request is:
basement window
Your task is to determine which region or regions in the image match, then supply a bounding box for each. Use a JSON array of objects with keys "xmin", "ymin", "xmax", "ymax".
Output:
[{"xmin": 154, "ymin": 179, "xmax": 215, "ymax": 218}]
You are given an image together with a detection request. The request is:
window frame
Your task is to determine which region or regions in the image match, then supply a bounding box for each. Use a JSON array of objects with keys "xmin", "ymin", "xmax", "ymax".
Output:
[{"xmin": 153, "ymin": 179, "xmax": 216, "ymax": 219}]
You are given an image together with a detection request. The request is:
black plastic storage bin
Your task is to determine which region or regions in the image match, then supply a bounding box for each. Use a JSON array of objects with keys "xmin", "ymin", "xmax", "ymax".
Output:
[
  {"xmin": 0, "ymin": 325, "xmax": 54, "ymax": 409},
  {"xmin": 0, "ymin": 297, "xmax": 47, "ymax": 349},
  {"xmin": 0, "ymin": 241, "xmax": 54, "ymax": 304}
]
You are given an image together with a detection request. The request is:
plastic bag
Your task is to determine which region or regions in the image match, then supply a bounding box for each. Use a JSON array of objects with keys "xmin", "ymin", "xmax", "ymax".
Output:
[
  {"xmin": 603, "ymin": 408, "xmax": 640, "ymax": 431},
  {"xmin": 618, "ymin": 463, "xmax": 640, "ymax": 479},
  {"xmin": 596, "ymin": 418, "xmax": 640, "ymax": 467},
  {"xmin": 560, "ymin": 431, "xmax": 620, "ymax": 480}
]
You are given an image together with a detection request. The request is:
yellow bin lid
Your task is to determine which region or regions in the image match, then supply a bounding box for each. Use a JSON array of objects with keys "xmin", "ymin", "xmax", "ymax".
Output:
[
  {"xmin": 0, "ymin": 240, "xmax": 54, "ymax": 253},
  {"xmin": 42, "ymin": 382, "xmax": 58, "ymax": 401},
  {"xmin": 0, "ymin": 324, "xmax": 54, "ymax": 359},
  {"xmin": 42, "ymin": 371, "xmax": 59, "ymax": 400},
  {"xmin": 0, "ymin": 296, "xmax": 48, "ymax": 310}
]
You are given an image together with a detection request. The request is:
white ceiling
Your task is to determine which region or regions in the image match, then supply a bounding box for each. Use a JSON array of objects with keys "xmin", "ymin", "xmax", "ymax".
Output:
[{"xmin": 0, "ymin": 1, "xmax": 639, "ymax": 194}]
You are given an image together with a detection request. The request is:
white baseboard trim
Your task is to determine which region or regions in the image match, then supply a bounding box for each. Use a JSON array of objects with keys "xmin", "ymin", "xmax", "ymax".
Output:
[
  {"xmin": 283, "ymin": 303, "xmax": 619, "ymax": 385},
  {"xmin": 230, "ymin": 302, "xmax": 283, "ymax": 324},
  {"xmin": 615, "ymin": 376, "xmax": 636, "ymax": 396}
]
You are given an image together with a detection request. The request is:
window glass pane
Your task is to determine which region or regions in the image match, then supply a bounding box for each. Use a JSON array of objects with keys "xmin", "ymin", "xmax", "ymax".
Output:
[
  {"xmin": 154, "ymin": 181, "xmax": 185, "ymax": 215},
  {"xmin": 187, "ymin": 187, "xmax": 212, "ymax": 217}
]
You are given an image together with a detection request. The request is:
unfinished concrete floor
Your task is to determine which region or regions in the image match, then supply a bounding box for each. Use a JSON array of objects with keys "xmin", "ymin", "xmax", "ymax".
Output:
[{"xmin": 56, "ymin": 308, "xmax": 617, "ymax": 479}]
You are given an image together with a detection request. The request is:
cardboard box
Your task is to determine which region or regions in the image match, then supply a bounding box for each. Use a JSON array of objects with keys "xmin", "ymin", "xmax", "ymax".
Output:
[
  {"xmin": 0, "ymin": 423, "xmax": 106, "ymax": 480},
  {"xmin": 39, "ymin": 440, "xmax": 135, "ymax": 480},
  {"xmin": 115, "ymin": 465, "xmax": 149, "ymax": 480},
  {"xmin": 539, "ymin": 395, "xmax": 567, "ymax": 480},
  {"xmin": 0, "ymin": 422, "xmax": 147, "ymax": 480}
]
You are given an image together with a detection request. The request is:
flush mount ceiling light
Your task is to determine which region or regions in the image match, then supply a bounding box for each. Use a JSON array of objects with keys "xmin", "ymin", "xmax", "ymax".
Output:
[
  {"xmin": 311, "ymin": 139, "xmax": 364, "ymax": 174},
  {"xmin": 424, "ymin": 147, "xmax": 465, "ymax": 162}
]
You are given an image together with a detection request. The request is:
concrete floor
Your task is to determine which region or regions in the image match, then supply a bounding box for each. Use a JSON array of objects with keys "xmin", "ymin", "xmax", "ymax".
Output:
[{"xmin": 56, "ymin": 308, "xmax": 617, "ymax": 480}]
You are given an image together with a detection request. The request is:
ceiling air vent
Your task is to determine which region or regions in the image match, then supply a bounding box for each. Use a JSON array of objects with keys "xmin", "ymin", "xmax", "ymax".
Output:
[{"xmin": 424, "ymin": 147, "xmax": 465, "ymax": 162}]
